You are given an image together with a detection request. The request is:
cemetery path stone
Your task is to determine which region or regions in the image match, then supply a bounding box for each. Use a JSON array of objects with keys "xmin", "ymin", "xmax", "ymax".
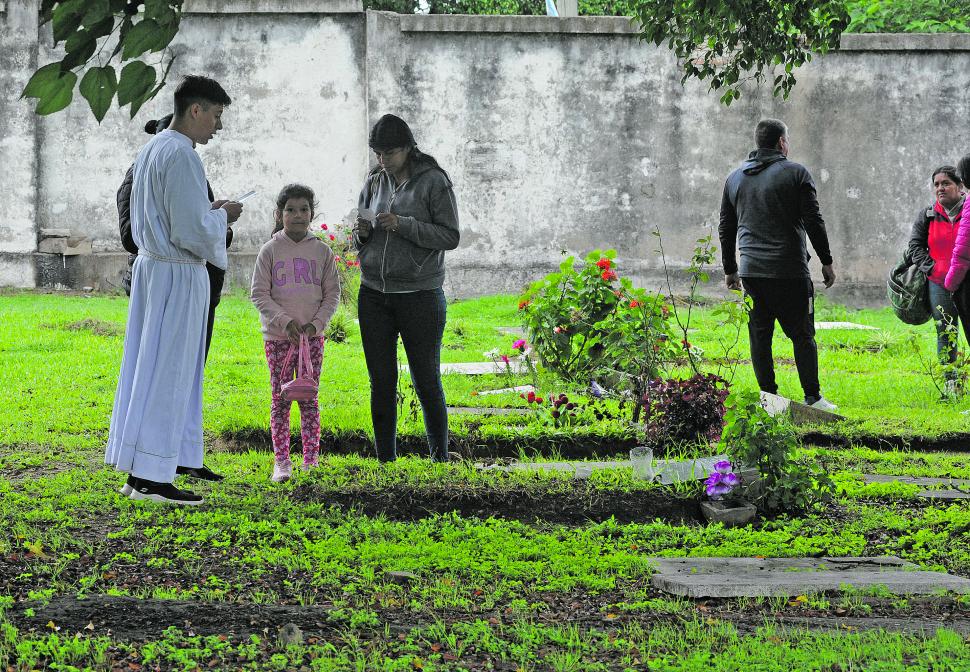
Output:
[{"xmin": 647, "ymin": 557, "xmax": 970, "ymax": 598}]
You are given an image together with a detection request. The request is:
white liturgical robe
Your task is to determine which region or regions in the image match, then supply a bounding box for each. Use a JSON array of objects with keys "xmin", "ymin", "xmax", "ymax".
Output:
[{"xmin": 105, "ymin": 129, "xmax": 228, "ymax": 483}]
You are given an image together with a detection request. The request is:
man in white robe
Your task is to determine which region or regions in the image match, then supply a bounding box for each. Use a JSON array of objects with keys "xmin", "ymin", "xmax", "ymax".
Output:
[{"xmin": 106, "ymin": 75, "xmax": 242, "ymax": 505}]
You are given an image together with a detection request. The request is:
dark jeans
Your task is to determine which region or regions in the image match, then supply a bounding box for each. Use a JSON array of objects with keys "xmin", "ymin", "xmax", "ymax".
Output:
[
  {"xmin": 928, "ymin": 280, "xmax": 970, "ymax": 367},
  {"xmin": 204, "ymin": 263, "xmax": 225, "ymax": 362},
  {"xmin": 742, "ymin": 276, "xmax": 821, "ymax": 402},
  {"xmin": 358, "ymin": 285, "xmax": 449, "ymax": 462}
]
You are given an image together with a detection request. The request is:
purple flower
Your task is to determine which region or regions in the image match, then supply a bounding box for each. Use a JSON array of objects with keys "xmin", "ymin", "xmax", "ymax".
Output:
[
  {"xmin": 714, "ymin": 460, "xmax": 733, "ymax": 474},
  {"xmin": 705, "ymin": 470, "xmax": 738, "ymax": 500},
  {"xmin": 590, "ymin": 381, "xmax": 606, "ymax": 398}
]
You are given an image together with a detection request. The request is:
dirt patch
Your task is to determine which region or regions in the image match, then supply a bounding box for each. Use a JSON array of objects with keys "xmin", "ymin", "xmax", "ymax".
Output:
[
  {"xmin": 214, "ymin": 428, "xmax": 639, "ymax": 460},
  {"xmin": 45, "ymin": 318, "xmax": 123, "ymax": 337},
  {"xmin": 291, "ymin": 481, "xmax": 702, "ymax": 525},
  {"xmin": 804, "ymin": 431, "xmax": 970, "ymax": 453},
  {"xmin": 10, "ymin": 589, "xmax": 970, "ymax": 644}
]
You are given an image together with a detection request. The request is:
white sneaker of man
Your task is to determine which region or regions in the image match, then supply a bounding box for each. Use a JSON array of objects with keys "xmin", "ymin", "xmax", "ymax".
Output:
[{"xmin": 808, "ymin": 397, "xmax": 838, "ymax": 413}]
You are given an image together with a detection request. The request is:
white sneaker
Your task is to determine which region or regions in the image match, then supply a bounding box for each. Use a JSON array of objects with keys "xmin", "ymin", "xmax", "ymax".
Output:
[
  {"xmin": 271, "ymin": 459, "xmax": 292, "ymax": 483},
  {"xmin": 809, "ymin": 397, "xmax": 838, "ymax": 413}
]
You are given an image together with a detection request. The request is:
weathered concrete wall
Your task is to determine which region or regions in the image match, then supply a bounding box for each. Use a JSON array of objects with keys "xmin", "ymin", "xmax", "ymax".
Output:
[
  {"xmin": 21, "ymin": 0, "xmax": 367, "ymax": 291},
  {"xmin": 0, "ymin": 0, "xmax": 39, "ymax": 287},
  {"xmin": 369, "ymin": 14, "xmax": 970, "ymax": 303},
  {"xmin": 2, "ymin": 4, "xmax": 970, "ymax": 303}
]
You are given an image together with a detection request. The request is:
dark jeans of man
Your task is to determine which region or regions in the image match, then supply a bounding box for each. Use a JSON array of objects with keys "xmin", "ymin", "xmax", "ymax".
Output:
[
  {"xmin": 741, "ymin": 276, "xmax": 820, "ymax": 402},
  {"xmin": 357, "ymin": 285, "xmax": 449, "ymax": 462}
]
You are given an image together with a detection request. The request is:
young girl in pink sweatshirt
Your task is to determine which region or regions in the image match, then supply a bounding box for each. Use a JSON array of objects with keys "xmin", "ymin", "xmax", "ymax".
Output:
[{"xmin": 251, "ymin": 184, "xmax": 340, "ymax": 482}]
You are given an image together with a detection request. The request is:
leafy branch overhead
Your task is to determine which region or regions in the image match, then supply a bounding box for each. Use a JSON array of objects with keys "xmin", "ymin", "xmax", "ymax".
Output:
[
  {"xmin": 22, "ymin": 0, "xmax": 182, "ymax": 122},
  {"xmin": 632, "ymin": 0, "xmax": 850, "ymax": 105}
]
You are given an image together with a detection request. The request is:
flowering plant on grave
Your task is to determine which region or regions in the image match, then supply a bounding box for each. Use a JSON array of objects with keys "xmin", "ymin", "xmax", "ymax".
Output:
[
  {"xmin": 704, "ymin": 459, "xmax": 740, "ymax": 501},
  {"xmin": 314, "ymin": 219, "xmax": 360, "ymax": 309},
  {"xmin": 484, "ymin": 338, "xmax": 539, "ymax": 389}
]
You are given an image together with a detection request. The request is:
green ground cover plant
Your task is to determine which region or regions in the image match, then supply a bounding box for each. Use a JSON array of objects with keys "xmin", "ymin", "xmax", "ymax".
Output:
[
  {"xmin": 4, "ymin": 289, "xmax": 970, "ymax": 668},
  {"xmin": 5, "ymin": 289, "xmax": 970, "ymax": 451}
]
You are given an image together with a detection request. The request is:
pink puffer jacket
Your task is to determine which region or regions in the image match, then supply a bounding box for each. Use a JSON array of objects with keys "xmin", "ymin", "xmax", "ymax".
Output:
[{"xmin": 945, "ymin": 197, "xmax": 970, "ymax": 291}]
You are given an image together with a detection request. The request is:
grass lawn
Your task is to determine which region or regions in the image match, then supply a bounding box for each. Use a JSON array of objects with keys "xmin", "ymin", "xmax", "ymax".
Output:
[{"xmin": 2, "ymin": 289, "xmax": 970, "ymax": 670}]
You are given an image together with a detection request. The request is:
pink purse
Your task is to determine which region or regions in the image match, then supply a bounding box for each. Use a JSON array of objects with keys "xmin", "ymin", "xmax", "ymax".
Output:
[{"xmin": 280, "ymin": 334, "xmax": 318, "ymax": 402}]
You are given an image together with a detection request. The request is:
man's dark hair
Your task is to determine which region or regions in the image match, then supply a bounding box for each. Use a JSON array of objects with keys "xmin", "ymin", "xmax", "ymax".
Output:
[
  {"xmin": 755, "ymin": 119, "xmax": 788, "ymax": 150},
  {"xmin": 174, "ymin": 75, "xmax": 231, "ymax": 118}
]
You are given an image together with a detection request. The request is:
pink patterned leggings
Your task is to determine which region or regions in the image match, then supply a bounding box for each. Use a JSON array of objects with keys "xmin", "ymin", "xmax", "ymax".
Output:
[{"xmin": 264, "ymin": 337, "xmax": 324, "ymax": 464}]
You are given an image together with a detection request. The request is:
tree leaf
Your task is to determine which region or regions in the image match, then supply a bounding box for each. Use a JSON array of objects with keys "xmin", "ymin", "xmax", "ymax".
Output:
[
  {"xmin": 62, "ymin": 35, "xmax": 98, "ymax": 71},
  {"xmin": 145, "ymin": 0, "xmax": 179, "ymax": 27},
  {"xmin": 22, "ymin": 65, "xmax": 79, "ymax": 116},
  {"xmin": 79, "ymin": 66, "xmax": 118, "ymax": 123},
  {"xmin": 51, "ymin": 0, "xmax": 87, "ymax": 43},
  {"xmin": 117, "ymin": 60, "xmax": 156, "ymax": 106},
  {"xmin": 121, "ymin": 19, "xmax": 162, "ymax": 60},
  {"xmin": 82, "ymin": 0, "xmax": 111, "ymax": 28}
]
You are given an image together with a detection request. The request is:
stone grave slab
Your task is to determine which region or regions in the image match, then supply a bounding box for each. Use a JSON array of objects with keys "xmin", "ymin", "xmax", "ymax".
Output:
[
  {"xmin": 648, "ymin": 556, "xmax": 970, "ymax": 598},
  {"xmin": 863, "ymin": 474, "xmax": 970, "ymax": 487},
  {"xmin": 861, "ymin": 474, "xmax": 970, "ymax": 500},
  {"xmin": 487, "ymin": 455, "xmax": 728, "ymax": 482},
  {"xmin": 400, "ymin": 361, "xmax": 530, "ymax": 375},
  {"xmin": 491, "ymin": 460, "xmax": 632, "ymax": 479},
  {"xmin": 760, "ymin": 391, "xmax": 844, "ymax": 425},
  {"xmin": 446, "ymin": 406, "xmax": 531, "ymax": 416},
  {"xmin": 496, "ymin": 326, "xmax": 526, "ymax": 336},
  {"xmin": 917, "ymin": 490, "xmax": 970, "ymax": 500},
  {"xmin": 815, "ymin": 321, "xmax": 878, "ymax": 330},
  {"xmin": 476, "ymin": 385, "xmax": 535, "ymax": 396}
]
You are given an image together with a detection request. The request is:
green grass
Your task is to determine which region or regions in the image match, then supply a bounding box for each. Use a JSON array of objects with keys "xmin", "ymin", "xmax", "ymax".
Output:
[
  {"xmin": 4, "ymin": 289, "xmax": 970, "ymax": 453},
  {"xmin": 4, "ymin": 289, "xmax": 970, "ymax": 669}
]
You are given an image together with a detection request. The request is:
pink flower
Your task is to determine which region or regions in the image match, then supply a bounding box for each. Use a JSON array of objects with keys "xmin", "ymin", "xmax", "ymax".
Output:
[
  {"xmin": 321, "ymin": 223, "xmax": 329, "ymax": 230},
  {"xmin": 512, "ymin": 339, "xmax": 527, "ymax": 351},
  {"xmin": 500, "ymin": 354, "xmax": 510, "ymax": 364},
  {"xmin": 553, "ymin": 326, "xmax": 562, "ymax": 334}
]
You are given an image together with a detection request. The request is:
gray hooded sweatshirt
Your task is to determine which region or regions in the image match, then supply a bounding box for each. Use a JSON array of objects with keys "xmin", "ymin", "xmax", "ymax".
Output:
[{"xmin": 354, "ymin": 161, "xmax": 460, "ymax": 293}]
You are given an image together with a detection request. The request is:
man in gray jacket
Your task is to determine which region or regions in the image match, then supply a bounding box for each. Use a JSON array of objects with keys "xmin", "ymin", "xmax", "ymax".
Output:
[{"xmin": 719, "ymin": 118, "xmax": 837, "ymax": 411}]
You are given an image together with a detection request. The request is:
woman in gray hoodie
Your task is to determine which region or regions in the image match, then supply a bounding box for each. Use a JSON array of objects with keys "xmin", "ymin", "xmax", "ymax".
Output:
[{"xmin": 353, "ymin": 114, "xmax": 460, "ymax": 462}]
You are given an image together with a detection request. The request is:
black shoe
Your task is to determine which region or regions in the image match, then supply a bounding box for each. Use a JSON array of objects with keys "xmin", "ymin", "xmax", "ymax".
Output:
[
  {"xmin": 119, "ymin": 474, "xmax": 140, "ymax": 496},
  {"xmin": 129, "ymin": 479, "xmax": 204, "ymax": 506},
  {"xmin": 176, "ymin": 464, "xmax": 224, "ymax": 482}
]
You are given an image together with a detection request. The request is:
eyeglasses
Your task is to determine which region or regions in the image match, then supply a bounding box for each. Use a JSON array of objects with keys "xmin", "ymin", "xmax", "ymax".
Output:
[{"xmin": 374, "ymin": 147, "xmax": 405, "ymax": 160}]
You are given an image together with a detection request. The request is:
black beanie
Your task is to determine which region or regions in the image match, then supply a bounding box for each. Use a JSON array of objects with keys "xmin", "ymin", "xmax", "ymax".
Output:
[
  {"xmin": 368, "ymin": 114, "xmax": 415, "ymax": 151},
  {"xmin": 144, "ymin": 113, "xmax": 174, "ymax": 135}
]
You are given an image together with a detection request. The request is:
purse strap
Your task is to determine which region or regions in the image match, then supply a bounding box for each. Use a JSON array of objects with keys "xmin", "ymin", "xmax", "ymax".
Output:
[{"xmin": 297, "ymin": 333, "xmax": 312, "ymax": 379}]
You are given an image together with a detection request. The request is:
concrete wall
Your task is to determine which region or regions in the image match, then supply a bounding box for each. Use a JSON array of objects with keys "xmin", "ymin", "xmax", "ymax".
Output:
[{"xmin": 1, "ymin": 2, "xmax": 969, "ymax": 303}]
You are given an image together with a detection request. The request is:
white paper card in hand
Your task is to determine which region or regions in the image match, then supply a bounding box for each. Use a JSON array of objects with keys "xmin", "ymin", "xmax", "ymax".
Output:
[{"xmin": 235, "ymin": 190, "xmax": 257, "ymax": 203}]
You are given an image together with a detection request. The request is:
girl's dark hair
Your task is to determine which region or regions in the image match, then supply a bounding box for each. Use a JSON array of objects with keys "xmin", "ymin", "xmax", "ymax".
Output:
[
  {"xmin": 272, "ymin": 183, "xmax": 316, "ymax": 235},
  {"xmin": 144, "ymin": 113, "xmax": 173, "ymax": 135},
  {"xmin": 367, "ymin": 113, "xmax": 452, "ymax": 185},
  {"xmin": 932, "ymin": 165, "xmax": 962, "ymax": 186},
  {"xmin": 957, "ymin": 156, "xmax": 970, "ymax": 187}
]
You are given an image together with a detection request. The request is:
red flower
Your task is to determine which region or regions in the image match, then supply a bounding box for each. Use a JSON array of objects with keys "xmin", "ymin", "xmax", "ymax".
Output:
[
  {"xmin": 535, "ymin": 396, "xmax": 544, "ymax": 404},
  {"xmin": 602, "ymin": 270, "xmax": 617, "ymax": 282},
  {"xmin": 596, "ymin": 258, "xmax": 611, "ymax": 270},
  {"xmin": 321, "ymin": 223, "xmax": 329, "ymax": 230},
  {"xmin": 335, "ymin": 256, "xmax": 341, "ymax": 262},
  {"xmin": 553, "ymin": 326, "xmax": 563, "ymax": 334},
  {"xmin": 329, "ymin": 234, "xmax": 336, "ymax": 241},
  {"xmin": 629, "ymin": 300, "xmax": 640, "ymax": 308},
  {"xmin": 527, "ymin": 391, "xmax": 536, "ymax": 403},
  {"xmin": 518, "ymin": 299, "xmax": 530, "ymax": 310}
]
